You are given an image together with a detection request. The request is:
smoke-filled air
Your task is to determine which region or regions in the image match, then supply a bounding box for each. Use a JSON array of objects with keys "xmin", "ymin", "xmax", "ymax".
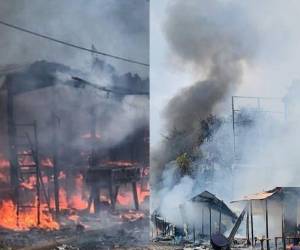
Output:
[{"xmin": 151, "ymin": 0, "xmax": 300, "ymax": 240}]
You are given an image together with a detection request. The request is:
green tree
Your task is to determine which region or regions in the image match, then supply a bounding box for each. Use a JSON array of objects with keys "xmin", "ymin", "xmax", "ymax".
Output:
[{"xmin": 176, "ymin": 152, "xmax": 191, "ymax": 176}]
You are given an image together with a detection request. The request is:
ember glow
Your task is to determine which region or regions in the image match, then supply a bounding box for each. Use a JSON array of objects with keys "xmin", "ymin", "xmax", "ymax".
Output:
[
  {"xmin": 20, "ymin": 176, "xmax": 36, "ymax": 190},
  {"xmin": 0, "ymin": 156, "xmax": 10, "ymax": 168},
  {"xmin": 0, "ymin": 172, "xmax": 8, "ymax": 183},
  {"xmin": 120, "ymin": 210, "xmax": 145, "ymax": 221},
  {"xmin": 41, "ymin": 157, "xmax": 54, "ymax": 168},
  {"xmin": 18, "ymin": 151, "xmax": 35, "ymax": 166}
]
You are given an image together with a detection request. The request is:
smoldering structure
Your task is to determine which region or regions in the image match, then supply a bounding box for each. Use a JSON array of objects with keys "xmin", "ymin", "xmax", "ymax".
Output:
[
  {"xmin": 0, "ymin": 59, "xmax": 149, "ymax": 248},
  {"xmin": 151, "ymin": 1, "xmax": 300, "ymax": 250},
  {"xmin": 152, "ymin": 191, "xmax": 236, "ymax": 242}
]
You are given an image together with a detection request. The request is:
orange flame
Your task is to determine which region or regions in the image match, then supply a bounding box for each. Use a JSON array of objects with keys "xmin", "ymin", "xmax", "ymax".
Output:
[
  {"xmin": 0, "ymin": 155, "xmax": 10, "ymax": 168},
  {"xmin": 0, "ymin": 172, "xmax": 8, "ymax": 183},
  {"xmin": 0, "ymin": 200, "xmax": 59, "ymax": 230},
  {"xmin": 68, "ymin": 174, "xmax": 88, "ymax": 210},
  {"xmin": 117, "ymin": 184, "xmax": 149, "ymax": 206}
]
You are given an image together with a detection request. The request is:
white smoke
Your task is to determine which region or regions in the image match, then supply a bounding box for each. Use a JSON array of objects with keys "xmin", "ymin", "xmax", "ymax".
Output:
[{"xmin": 152, "ymin": 0, "xmax": 300, "ymax": 238}]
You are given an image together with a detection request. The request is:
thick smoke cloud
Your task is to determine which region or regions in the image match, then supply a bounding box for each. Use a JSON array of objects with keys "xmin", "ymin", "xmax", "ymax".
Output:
[
  {"xmin": 152, "ymin": 0, "xmax": 300, "ymax": 238},
  {"xmin": 0, "ymin": 0, "xmax": 149, "ymax": 75},
  {"xmin": 151, "ymin": 0, "xmax": 259, "ymax": 228},
  {"xmin": 0, "ymin": 1, "xmax": 149, "ymax": 152},
  {"xmin": 163, "ymin": 0, "xmax": 256, "ymax": 133},
  {"xmin": 151, "ymin": 0, "xmax": 258, "ymax": 187}
]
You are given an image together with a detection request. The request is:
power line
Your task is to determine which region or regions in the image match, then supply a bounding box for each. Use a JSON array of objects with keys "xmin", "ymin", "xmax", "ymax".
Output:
[{"xmin": 0, "ymin": 20, "xmax": 149, "ymax": 67}]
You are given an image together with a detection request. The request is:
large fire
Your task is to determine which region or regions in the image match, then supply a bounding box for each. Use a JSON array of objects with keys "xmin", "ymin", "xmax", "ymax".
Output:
[
  {"xmin": 0, "ymin": 155, "xmax": 149, "ymax": 231},
  {"xmin": 0, "ymin": 149, "xmax": 150, "ymax": 231},
  {"xmin": 0, "ymin": 200, "xmax": 59, "ymax": 230},
  {"xmin": 117, "ymin": 184, "xmax": 149, "ymax": 206}
]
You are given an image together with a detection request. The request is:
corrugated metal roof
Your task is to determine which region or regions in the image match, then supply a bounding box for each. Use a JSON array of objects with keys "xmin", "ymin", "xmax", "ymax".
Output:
[{"xmin": 231, "ymin": 187, "xmax": 282, "ymax": 203}]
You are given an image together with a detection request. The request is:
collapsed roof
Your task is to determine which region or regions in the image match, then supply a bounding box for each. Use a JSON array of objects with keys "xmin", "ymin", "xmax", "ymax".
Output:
[
  {"xmin": 0, "ymin": 60, "xmax": 149, "ymax": 96},
  {"xmin": 191, "ymin": 190, "xmax": 237, "ymax": 219}
]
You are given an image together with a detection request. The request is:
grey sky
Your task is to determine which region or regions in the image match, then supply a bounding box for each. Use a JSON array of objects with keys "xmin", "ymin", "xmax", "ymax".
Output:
[{"xmin": 0, "ymin": 0, "xmax": 149, "ymax": 76}]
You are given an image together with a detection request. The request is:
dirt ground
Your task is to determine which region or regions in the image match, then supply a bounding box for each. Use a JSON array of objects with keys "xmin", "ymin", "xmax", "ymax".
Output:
[{"xmin": 0, "ymin": 211, "xmax": 150, "ymax": 250}]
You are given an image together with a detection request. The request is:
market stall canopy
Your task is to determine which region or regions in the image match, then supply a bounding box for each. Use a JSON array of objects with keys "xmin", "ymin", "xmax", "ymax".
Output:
[{"xmin": 232, "ymin": 187, "xmax": 300, "ymax": 203}]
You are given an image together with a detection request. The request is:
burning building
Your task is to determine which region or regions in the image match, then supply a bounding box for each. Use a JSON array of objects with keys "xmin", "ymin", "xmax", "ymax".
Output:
[{"xmin": 0, "ymin": 59, "xmax": 149, "ymax": 248}]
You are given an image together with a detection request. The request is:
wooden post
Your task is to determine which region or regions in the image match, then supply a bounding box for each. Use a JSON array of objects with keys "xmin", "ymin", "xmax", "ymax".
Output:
[
  {"xmin": 219, "ymin": 208, "xmax": 222, "ymax": 233},
  {"xmin": 209, "ymin": 205, "xmax": 212, "ymax": 239},
  {"xmin": 33, "ymin": 121, "xmax": 41, "ymax": 225},
  {"xmin": 109, "ymin": 180, "xmax": 115, "ymax": 210},
  {"xmin": 114, "ymin": 185, "xmax": 119, "ymax": 204},
  {"xmin": 90, "ymin": 106, "xmax": 97, "ymax": 168},
  {"xmin": 132, "ymin": 181, "xmax": 139, "ymax": 210},
  {"xmin": 201, "ymin": 207, "xmax": 204, "ymax": 235},
  {"xmin": 94, "ymin": 186, "xmax": 101, "ymax": 213},
  {"xmin": 51, "ymin": 88, "xmax": 60, "ymax": 217},
  {"xmin": 88, "ymin": 185, "xmax": 100, "ymax": 213},
  {"xmin": 246, "ymin": 203, "xmax": 250, "ymax": 245},
  {"xmin": 265, "ymin": 199, "xmax": 270, "ymax": 250},
  {"xmin": 52, "ymin": 117, "xmax": 60, "ymax": 217},
  {"xmin": 250, "ymin": 200, "xmax": 254, "ymax": 246},
  {"xmin": 193, "ymin": 224, "xmax": 195, "ymax": 243},
  {"xmin": 6, "ymin": 86, "xmax": 18, "ymax": 195}
]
